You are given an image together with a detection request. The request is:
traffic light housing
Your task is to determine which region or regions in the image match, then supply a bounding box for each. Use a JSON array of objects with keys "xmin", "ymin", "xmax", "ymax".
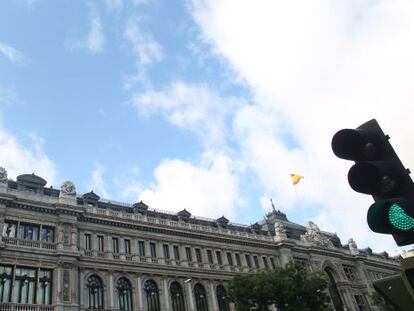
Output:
[{"xmin": 332, "ymin": 119, "xmax": 414, "ymax": 246}]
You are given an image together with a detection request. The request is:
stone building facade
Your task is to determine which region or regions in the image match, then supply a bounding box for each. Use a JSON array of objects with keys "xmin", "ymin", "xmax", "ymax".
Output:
[{"xmin": 0, "ymin": 169, "xmax": 401, "ymax": 311}]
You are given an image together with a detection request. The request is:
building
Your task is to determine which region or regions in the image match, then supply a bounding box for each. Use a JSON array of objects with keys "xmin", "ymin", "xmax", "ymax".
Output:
[{"xmin": 0, "ymin": 168, "xmax": 401, "ymax": 311}]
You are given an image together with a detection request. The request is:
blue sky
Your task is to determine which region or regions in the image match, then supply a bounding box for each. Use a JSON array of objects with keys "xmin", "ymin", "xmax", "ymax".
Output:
[{"xmin": 2, "ymin": 0, "xmax": 414, "ymax": 254}]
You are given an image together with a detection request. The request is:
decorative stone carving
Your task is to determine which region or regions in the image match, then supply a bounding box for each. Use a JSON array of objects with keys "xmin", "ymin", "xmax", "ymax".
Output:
[
  {"xmin": 274, "ymin": 220, "xmax": 287, "ymax": 240},
  {"xmin": 64, "ymin": 224, "xmax": 70, "ymax": 245},
  {"xmin": 0, "ymin": 167, "xmax": 7, "ymax": 182},
  {"xmin": 60, "ymin": 181, "xmax": 76, "ymax": 195},
  {"xmin": 301, "ymin": 221, "xmax": 334, "ymax": 248},
  {"xmin": 348, "ymin": 238, "xmax": 359, "ymax": 254},
  {"xmin": 63, "ymin": 270, "xmax": 70, "ymax": 302}
]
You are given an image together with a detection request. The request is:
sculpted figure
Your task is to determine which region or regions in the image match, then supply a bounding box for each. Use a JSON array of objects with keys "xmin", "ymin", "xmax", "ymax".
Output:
[
  {"xmin": 0, "ymin": 167, "xmax": 8, "ymax": 182},
  {"xmin": 61, "ymin": 181, "xmax": 76, "ymax": 195}
]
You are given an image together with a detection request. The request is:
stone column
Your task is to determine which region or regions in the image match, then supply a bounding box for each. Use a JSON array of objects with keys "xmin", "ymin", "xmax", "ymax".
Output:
[
  {"xmin": 70, "ymin": 225, "xmax": 78, "ymax": 251},
  {"xmin": 157, "ymin": 242, "xmax": 165, "ymax": 264},
  {"xmin": 163, "ymin": 278, "xmax": 171, "ymax": 311},
  {"xmin": 106, "ymin": 234, "xmax": 113, "ymax": 259},
  {"xmin": 209, "ymin": 282, "xmax": 219, "ymax": 311},
  {"xmin": 278, "ymin": 248, "xmax": 292, "ymax": 267},
  {"xmin": 186, "ymin": 282, "xmax": 195, "ymax": 311},
  {"xmin": 119, "ymin": 238, "xmax": 126, "ymax": 260},
  {"xmin": 137, "ymin": 275, "xmax": 145, "ymax": 311},
  {"xmin": 108, "ymin": 272, "xmax": 115, "ymax": 310},
  {"xmin": 181, "ymin": 245, "xmax": 189, "ymax": 267},
  {"xmin": 201, "ymin": 248, "xmax": 210, "ymax": 269}
]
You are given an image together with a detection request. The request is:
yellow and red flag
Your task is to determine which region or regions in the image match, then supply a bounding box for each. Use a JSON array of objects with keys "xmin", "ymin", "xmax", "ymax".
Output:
[{"xmin": 290, "ymin": 174, "xmax": 304, "ymax": 186}]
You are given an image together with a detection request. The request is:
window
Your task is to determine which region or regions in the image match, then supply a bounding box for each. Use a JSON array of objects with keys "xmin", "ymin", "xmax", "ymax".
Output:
[
  {"xmin": 112, "ymin": 237, "xmax": 119, "ymax": 253},
  {"xmin": 253, "ymin": 255, "xmax": 259, "ymax": 269},
  {"xmin": 124, "ymin": 239, "xmax": 131, "ymax": 255},
  {"xmin": 185, "ymin": 247, "xmax": 192, "ymax": 262},
  {"xmin": 144, "ymin": 279, "xmax": 160, "ymax": 311},
  {"xmin": 117, "ymin": 277, "xmax": 133, "ymax": 311},
  {"xmin": 196, "ymin": 248, "xmax": 202, "ymax": 263},
  {"xmin": 270, "ymin": 257, "xmax": 276, "ymax": 269},
  {"xmin": 86, "ymin": 275, "xmax": 103, "ymax": 309},
  {"xmin": 0, "ymin": 265, "xmax": 52, "ymax": 305},
  {"xmin": 2, "ymin": 221, "xmax": 17, "ymax": 238},
  {"xmin": 97, "ymin": 236, "xmax": 104, "ymax": 252},
  {"xmin": 245, "ymin": 254, "xmax": 252, "ymax": 268},
  {"xmin": 41, "ymin": 226, "xmax": 54, "ymax": 243},
  {"xmin": 138, "ymin": 241, "xmax": 145, "ymax": 257},
  {"xmin": 150, "ymin": 242, "xmax": 157, "ymax": 258},
  {"xmin": 18, "ymin": 223, "xmax": 39, "ymax": 240},
  {"xmin": 13, "ymin": 267, "xmax": 37, "ymax": 303},
  {"xmin": 38, "ymin": 270, "xmax": 52, "ymax": 305},
  {"xmin": 343, "ymin": 266, "xmax": 356, "ymax": 281},
  {"xmin": 0, "ymin": 265, "xmax": 12, "ymax": 302},
  {"xmin": 207, "ymin": 250, "xmax": 213, "ymax": 264},
  {"xmin": 226, "ymin": 252, "xmax": 233, "ymax": 266},
  {"xmin": 170, "ymin": 281, "xmax": 185, "ymax": 311},
  {"xmin": 163, "ymin": 244, "xmax": 170, "ymax": 259},
  {"xmin": 263, "ymin": 256, "xmax": 269, "ymax": 269},
  {"xmin": 354, "ymin": 295, "xmax": 368, "ymax": 311},
  {"xmin": 85, "ymin": 234, "xmax": 92, "ymax": 250},
  {"xmin": 173, "ymin": 245, "xmax": 180, "ymax": 261},
  {"xmin": 216, "ymin": 251, "xmax": 222, "ymax": 265},
  {"xmin": 235, "ymin": 254, "xmax": 241, "ymax": 267},
  {"xmin": 194, "ymin": 283, "xmax": 208, "ymax": 311},
  {"xmin": 216, "ymin": 285, "xmax": 229, "ymax": 311}
]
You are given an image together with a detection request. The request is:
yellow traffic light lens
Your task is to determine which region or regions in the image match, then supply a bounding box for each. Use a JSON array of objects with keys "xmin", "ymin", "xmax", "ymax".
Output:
[{"xmin": 388, "ymin": 203, "xmax": 414, "ymax": 231}]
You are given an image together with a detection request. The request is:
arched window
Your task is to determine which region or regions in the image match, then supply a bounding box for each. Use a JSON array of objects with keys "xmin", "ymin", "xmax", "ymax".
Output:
[
  {"xmin": 170, "ymin": 281, "xmax": 185, "ymax": 311},
  {"xmin": 216, "ymin": 285, "xmax": 229, "ymax": 311},
  {"xmin": 194, "ymin": 283, "xmax": 208, "ymax": 311},
  {"xmin": 86, "ymin": 275, "xmax": 103, "ymax": 309},
  {"xmin": 117, "ymin": 277, "xmax": 133, "ymax": 311},
  {"xmin": 324, "ymin": 268, "xmax": 344, "ymax": 311},
  {"xmin": 144, "ymin": 279, "xmax": 160, "ymax": 311}
]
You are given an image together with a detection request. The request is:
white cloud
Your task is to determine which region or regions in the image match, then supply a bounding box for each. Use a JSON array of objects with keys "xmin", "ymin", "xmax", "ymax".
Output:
[
  {"xmin": 124, "ymin": 18, "xmax": 162, "ymax": 66},
  {"xmin": 0, "ymin": 130, "xmax": 57, "ymax": 186},
  {"xmin": 0, "ymin": 86, "xmax": 20, "ymax": 106},
  {"xmin": 139, "ymin": 153, "xmax": 241, "ymax": 219},
  {"xmin": 0, "ymin": 42, "xmax": 24, "ymax": 64},
  {"xmin": 66, "ymin": 3, "xmax": 104, "ymax": 54},
  {"xmin": 188, "ymin": 0, "xmax": 414, "ymax": 252},
  {"xmin": 88, "ymin": 163, "xmax": 110, "ymax": 198},
  {"xmin": 130, "ymin": 80, "xmax": 243, "ymax": 147}
]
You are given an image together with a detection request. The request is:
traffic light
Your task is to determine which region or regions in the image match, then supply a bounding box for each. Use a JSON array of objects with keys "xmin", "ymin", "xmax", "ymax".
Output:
[{"xmin": 331, "ymin": 119, "xmax": 414, "ymax": 246}]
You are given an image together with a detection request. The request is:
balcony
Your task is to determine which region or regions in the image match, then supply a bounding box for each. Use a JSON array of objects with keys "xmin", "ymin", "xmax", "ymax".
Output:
[
  {"xmin": 0, "ymin": 303, "xmax": 53, "ymax": 311},
  {"xmin": 2, "ymin": 237, "xmax": 56, "ymax": 251}
]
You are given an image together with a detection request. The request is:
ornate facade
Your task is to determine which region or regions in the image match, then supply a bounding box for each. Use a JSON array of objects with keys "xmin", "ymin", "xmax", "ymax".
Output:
[{"xmin": 0, "ymin": 169, "xmax": 401, "ymax": 311}]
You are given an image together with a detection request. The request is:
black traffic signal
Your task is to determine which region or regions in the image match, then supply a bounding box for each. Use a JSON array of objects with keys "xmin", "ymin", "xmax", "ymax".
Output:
[{"xmin": 331, "ymin": 119, "xmax": 414, "ymax": 246}]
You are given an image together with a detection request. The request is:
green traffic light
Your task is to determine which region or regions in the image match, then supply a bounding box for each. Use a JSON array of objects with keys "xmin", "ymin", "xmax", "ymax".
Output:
[{"xmin": 388, "ymin": 203, "xmax": 414, "ymax": 231}]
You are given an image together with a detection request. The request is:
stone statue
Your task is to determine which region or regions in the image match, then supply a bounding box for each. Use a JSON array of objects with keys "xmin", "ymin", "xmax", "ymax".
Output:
[
  {"xmin": 0, "ymin": 167, "xmax": 8, "ymax": 182},
  {"xmin": 301, "ymin": 221, "xmax": 334, "ymax": 248},
  {"xmin": 60, "ymin": 181, "xmax": 76, "ymax": 195},
  {"xmin": 347, "ymin": 238, "xmax": 359, "ymax": 254},
  {"xmin": 274, "ymin": 220, "xmax": 287, "ymax": 238}
]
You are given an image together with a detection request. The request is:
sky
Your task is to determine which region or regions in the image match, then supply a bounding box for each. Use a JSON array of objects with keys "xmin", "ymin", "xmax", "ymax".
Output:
[{"xmin": 1, "ymin": 0, "xmax": 414, "ymax": 255}]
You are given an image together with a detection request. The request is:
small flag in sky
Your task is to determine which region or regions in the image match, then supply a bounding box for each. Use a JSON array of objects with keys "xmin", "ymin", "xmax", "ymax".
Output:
[{"xmin": 290, "ymin": 174, "xmax": 304, "ymax": 185}]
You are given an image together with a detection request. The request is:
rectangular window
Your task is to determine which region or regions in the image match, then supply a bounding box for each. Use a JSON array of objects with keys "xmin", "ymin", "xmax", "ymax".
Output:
[
  {"xmin": 173, "ymin": 245, "xmax": 180, "ymax": 260},
  {"xmin": 344, "ymin": 266, "xmax": 355, "ymax": 281},
  {"xmin": 37, "ymin": 269, "xmax": 52, "ymax": 305},
  {"xmin": 216, "ymin": 251, "xmax": 222, "ymax": 265},
  {"xmin": 2, "ymin": 221, "xmax": 17, "ymax": 238},
  {"xmin": 85, "ymin": 234, "xmax": 92, "ymax": 250},
  {"xmin": 163, "ymin": 244, "xmax": 170, "ymax": 259},
  {"xmin": 354, "ymin": 295, "xmax": 367, "ymax": 311},
  {"xmin": 235, "ymin": 253, "xmax": 241, "ymax": 267},
  {"xmin": 245, "ymin": 254, "xmax": 252, "ymax": 268},
  {"xmin": 226, "ymin": 252, "xmax": 233, "ymax": 266},
  {"xmin": 185, "ymin": 247, "xmax": 192, "ymax": 262},
  {"xmin": 124, "ymin": 239, "xmax": 131, "ymax": 255},
  {"xmin": 195, "ymin": 248, "xmax": 202, "ymax": 263},
  {"xmin": 207, "ymin": 250, "xmax": 213, "ymax": 264},
  {"xmin": 18, "ymin": 223, "xmax": 40, "ymax": 240},
  {"xmin": 0, "ymin": 265, "xmax": 13, "ymax": 302},
  {"xmin": 263, "ymin": 256, "xmax": 269, "ymax": 269},
  {"xmin": 41, "ymin": 226, "xmax": 54, "ymax": 243},
  {"xmin": 13, "ymin": 267, "xmax": 37, "ymax": 304},
  {"xmin": 270, "ymin": 257, "xmax": 276, "ymax": 269},
  {"xmin": 112, "ymin": 237, "xmax": 119, "ymax": 253},
  {"xmin": 150, "ymin": 242, "xmax": 157, "ymax": 258},
  {"xmin": 97, "ymin": 236, "xmax": 104, "ymax": 252},
  {"xmin": 253, "ymin": 255, "xmax": 260, "ymax": 268},
  {"xmin": 138, "ymin": 241, "xmax": 145, "ymax": 256}
]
